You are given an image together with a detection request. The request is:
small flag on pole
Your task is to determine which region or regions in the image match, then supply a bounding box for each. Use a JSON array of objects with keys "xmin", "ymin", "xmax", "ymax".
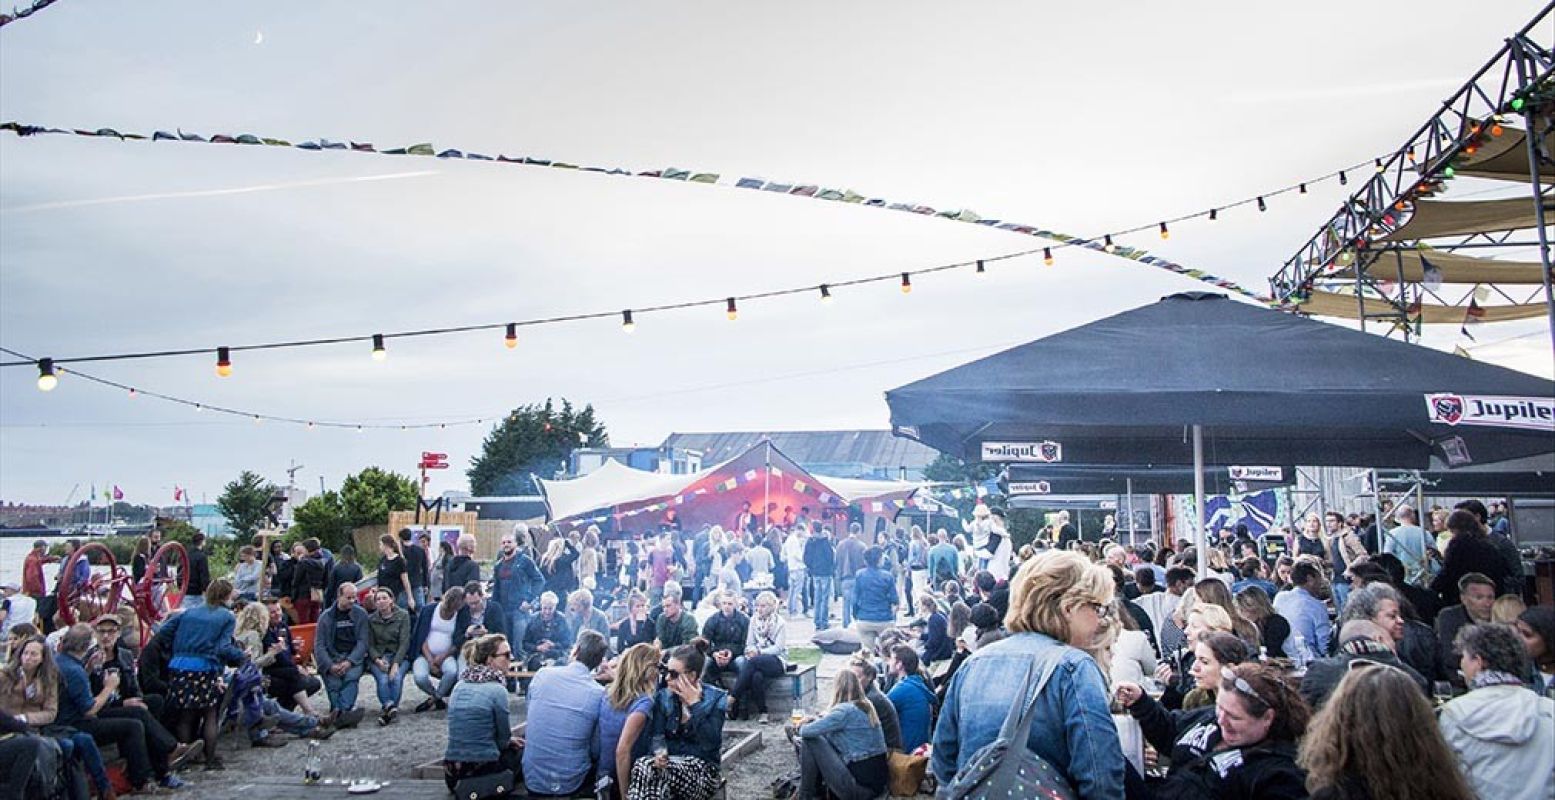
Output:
[
  {"xmin": 112, "ymin": 485, "xmax": 124, "ymax": 501},
  {"xmin": 1420, "ymin": 255, "xmax": 1443, "ymax": 291}
]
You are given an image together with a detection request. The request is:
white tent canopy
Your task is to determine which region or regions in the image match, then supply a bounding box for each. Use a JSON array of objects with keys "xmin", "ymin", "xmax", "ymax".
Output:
[{"xmin": 537, "ymin": 440, "xmax": 919, "ymax": 527}]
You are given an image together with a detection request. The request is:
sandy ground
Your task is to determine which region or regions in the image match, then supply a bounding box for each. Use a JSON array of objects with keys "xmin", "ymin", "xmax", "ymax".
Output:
[{"xmin": 171, "ymin": 611, "xmax": 931, "ymax": 799}]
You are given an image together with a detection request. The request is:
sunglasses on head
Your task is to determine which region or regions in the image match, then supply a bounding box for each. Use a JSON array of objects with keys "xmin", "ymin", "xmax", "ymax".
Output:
[{"xmin": 1220, "ymin": 666, "xmax": 1268, "ymax": 707}]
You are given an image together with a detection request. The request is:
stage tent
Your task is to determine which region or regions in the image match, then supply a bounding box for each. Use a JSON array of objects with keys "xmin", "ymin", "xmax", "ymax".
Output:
[{"xmin": 537, "ymin": 440, "xmax": 919, "ymax": 535}]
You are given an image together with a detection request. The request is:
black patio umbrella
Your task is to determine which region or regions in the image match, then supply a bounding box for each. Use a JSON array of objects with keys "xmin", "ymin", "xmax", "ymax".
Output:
[{"xmin": 886, "ymin": 292, "xmax": 1554, "ymax": 572}]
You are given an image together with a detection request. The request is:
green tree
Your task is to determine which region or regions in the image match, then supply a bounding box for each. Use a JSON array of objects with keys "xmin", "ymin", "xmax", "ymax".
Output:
[
  {"xmin": 340, "ymin": 467, "xmax": 421, "ymax": 528},
  {"xmin": 217, "ymin": 470, "xmax": 278, "ymax": 538},
  {"xmin": 468, "ymin": 399, "xmax": 608, "ymax": 495},
  {"xmin": 291, "ymin": 491, "xmax": 354, "ymax": 552}
]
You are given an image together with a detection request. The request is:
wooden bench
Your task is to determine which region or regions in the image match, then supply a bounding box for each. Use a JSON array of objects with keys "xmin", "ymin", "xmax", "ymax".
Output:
[{"xmin": 711, "ymin": 663, "xmax": 817, "ymax": 715}]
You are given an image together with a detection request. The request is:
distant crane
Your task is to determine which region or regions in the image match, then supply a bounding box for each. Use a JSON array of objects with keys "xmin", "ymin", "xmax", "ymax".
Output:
[{"xmin": 63, "ymin": 483, "xmax": 80, "ymax": 506}]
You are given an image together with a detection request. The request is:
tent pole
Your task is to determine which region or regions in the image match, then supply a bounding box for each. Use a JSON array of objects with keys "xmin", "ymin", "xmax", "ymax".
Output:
[
  {"xmin": 1193, "ymin": 425, "xmax": 1208, "ymax": 583},
  {"xmin": 763, "ymin": 441, "xmax": 772, "ymax": 542},
  {"xmin": 1126, "ymin": 478, "xmax": 1136, "ymax": 549}
]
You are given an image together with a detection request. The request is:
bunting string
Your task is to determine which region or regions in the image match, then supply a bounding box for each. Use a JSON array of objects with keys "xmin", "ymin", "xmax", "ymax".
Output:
[
  {"xmin": 1, "ymin": 119, "xmax": 1377, "ymax": 332},
  {"xmin": 0, "ymin": 0, "xmax": 62, "ymax": 28}
]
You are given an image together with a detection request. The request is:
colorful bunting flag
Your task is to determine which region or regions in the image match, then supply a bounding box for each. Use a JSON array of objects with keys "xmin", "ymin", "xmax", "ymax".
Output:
[
  {"xmin": 1420, "ymin": 254, "xmax": 1443, "ymax": 291},
  {"xmin": 793, "ymin": 480, "xmax": 808, "ymax": 494},
  {"xmin": 0, "ymin": 120, "xmax": 1268, "ymax": 301}
]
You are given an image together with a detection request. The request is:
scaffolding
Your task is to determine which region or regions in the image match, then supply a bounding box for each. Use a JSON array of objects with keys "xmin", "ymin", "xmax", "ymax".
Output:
[{"xmin": 1269, "ymin": 3, "xmax": 1555, "ymax": 352}]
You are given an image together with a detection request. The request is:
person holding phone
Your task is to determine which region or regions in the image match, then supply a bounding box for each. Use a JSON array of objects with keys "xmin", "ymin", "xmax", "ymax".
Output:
[{"xmin": 629, "ymin": 639, "xmax": 727, "ymax": 800}]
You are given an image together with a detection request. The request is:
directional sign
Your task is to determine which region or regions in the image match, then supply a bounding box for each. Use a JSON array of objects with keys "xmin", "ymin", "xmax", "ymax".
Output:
[
  {"xmin": 422, "ymin": 452, "xmax": 448, "ymax": 461},
  {"xmin": 423, "ymin": 462, "xmax": 450, "ymax": 470}
]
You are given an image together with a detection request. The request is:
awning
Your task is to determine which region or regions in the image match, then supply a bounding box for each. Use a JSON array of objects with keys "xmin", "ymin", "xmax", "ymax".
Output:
[
  {"xmin": 1297, "ymin": 289, "xmax": 1547, "ymax": 323},
  {"xmin": 1339, "ymin": 249, "xmax": 1547, "ymax": 284},
  {"xmin": 1380, "ymin": 196, "xmax": 1553, "ymax": 242},
  {"xmin": 1456, "ymin": 123, "xmax": 1555, "ymax": 185}
]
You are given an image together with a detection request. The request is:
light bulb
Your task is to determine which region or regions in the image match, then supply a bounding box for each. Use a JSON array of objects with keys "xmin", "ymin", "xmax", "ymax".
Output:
[
  {"xmin": 1043, "ymin": 248, "xmax": 1054, "ymax": 266},
  {"xmin": 819, "ymin": 285, "xmax": 833, "ymax": 303},
  {"xmin": 900, "ymin": 273, "xmax": 912, "ymax": 294},
  {"xmin": 371, "ymin": 334, "xmax": 387, "ymax": 361},
  {"xmin": 975, "ymin": 259, "xmax": 986, "ymax": 275},
  {"xmin": 621, "ymin": 310, "xmax": 635, "ymax": 333},
  {"xmin": 216, "ymin": 346, "xmax": 232, "ymax": 377},
  {"xmin": 1158, "ymin": 222, "xmax": 1169, "ymax": 240},
  {"xmin": 726, "ymin": 298, "xmax": 738, "ymax": 321},
  {"xmin": 504, "ymin": 323, "xmax": 518, "ymax": 349},
  {"xmin": 1102, "ymin": 235, "xmax": 1115, "ymax": 253},
  {"xmin": 36, "ymin": 358, "xmax": 57, "ymax": 391}
]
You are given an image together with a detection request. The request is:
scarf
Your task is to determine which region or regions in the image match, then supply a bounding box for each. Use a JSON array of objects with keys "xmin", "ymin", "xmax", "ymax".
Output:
[
  {"xmin": 751, "ymin": 611, "xmax": 780, "ymax": 649},
  {"xmin": 461, "ymin": 663, "xmax": 506, "ymax": 684},
  {"xmin": 1470, "ymin": 670, "xmax": 1526, "ymax": 690},
  {"xmin": 1338, "ymin": 637, "xmax": 1393, "ymax": 657}
]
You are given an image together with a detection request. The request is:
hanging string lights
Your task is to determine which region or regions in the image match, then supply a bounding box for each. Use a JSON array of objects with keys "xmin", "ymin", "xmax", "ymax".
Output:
[{"xmin": 2, "ymin": 136, "xmax": 1388, "ymax": 411}]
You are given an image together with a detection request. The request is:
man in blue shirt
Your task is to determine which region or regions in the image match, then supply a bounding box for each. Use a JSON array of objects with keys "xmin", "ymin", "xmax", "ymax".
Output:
[
  {"xmin": 491, "ymin": 530, "xmax": 544, "ymax": 647},
  {"xmin": 316, "ymin": 582, "xmax": 371, "ymax": 728},
  {"xmin": 885, "ymin": 645, "xmax": 935, "ymax": 752},
  {"xmin": 926, "ymin": 530, "xmax": 960, "ymax": 590},
  {"xmin": 1231, "ymin": 557, "xmax": 1279, "ymax": 600},
  {"xmin": 56, "ymin": 623, "xmax": 193, "ymax": 790},
  {"xmin": 521, "ymin": 630, "xmax": 607, "ymax": 797},
  {"xmin": 1273, "ymin": 561, "xmax": 1332, "ymax": 661}
]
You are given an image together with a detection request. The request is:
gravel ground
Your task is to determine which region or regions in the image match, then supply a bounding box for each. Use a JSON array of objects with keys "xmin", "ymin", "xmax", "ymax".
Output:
[{"xmin": 174, "ymin": 613, "xmax": 929, "ymax": 799}]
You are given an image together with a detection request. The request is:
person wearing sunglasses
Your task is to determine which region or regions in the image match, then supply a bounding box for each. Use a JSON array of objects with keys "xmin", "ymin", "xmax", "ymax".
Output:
[
  {"xmin": 1116, "ymin": 632, "xmax": 1251, "ymax": 767},
  {"xmin": 1119, "ymin": 661, "xmax": 1310, "ymax": 799},
  {"xmin": 443, "ymin": 634, "xmax": 524, "ymax": 793}
]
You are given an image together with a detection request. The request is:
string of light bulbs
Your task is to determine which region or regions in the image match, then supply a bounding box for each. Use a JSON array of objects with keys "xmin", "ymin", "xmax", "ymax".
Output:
[
  {"xmin": 2, "ymin": 345, "xmax": 490, "ymax": 431},
  {"xmin": 1, "ymin": 118, "xmax": 1383, "ymax": 382}
]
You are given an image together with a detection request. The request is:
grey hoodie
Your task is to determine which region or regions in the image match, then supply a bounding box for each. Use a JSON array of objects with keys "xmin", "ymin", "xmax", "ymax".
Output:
[{"xmin": 1439, "ymin": 683, "xmax": 1555, "ymax": 800}]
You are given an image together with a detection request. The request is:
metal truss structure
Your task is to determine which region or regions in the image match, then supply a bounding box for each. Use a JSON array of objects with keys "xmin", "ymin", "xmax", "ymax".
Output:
[{"xmin": 1270, "ymin": 2, "xmax": 1555, "ymax": 348}]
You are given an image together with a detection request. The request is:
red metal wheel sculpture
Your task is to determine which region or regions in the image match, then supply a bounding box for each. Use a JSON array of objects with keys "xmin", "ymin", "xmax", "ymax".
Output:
[
  {"xmin": 56, "ymin": 542, "xmax": 129, "ymax": 627},
  {"xmin": 134, "ymin": 541, "xmax": 188, "ymax": 646}
]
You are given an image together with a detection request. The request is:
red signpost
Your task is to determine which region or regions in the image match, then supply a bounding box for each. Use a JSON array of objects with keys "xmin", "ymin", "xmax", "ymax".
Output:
[{"xmin": 418, "ymin": 452, "xmax": 449, "ymax": 498}]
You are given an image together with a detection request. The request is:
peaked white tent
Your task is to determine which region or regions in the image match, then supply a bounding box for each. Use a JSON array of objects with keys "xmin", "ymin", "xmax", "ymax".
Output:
[{"xmin": 538, "ymin": 440, "xmax": 920, "ymax": 535}]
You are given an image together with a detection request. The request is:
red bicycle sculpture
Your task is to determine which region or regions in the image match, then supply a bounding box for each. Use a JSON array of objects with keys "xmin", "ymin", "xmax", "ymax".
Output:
[{"xmin": 57, "ymin": 540, "xmax": 189, "ymax": 647}]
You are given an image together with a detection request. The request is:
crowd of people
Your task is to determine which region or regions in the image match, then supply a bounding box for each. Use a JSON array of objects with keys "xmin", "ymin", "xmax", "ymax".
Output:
[{"xmin": 0, "ymin": 494, "xmax": 1551, "ymax": 800}]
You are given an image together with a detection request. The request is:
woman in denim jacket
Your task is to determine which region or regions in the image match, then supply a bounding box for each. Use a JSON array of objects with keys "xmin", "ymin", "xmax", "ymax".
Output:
[
  {"xmin": 163, "ymin": 579, "xmax": 246, "ymax": 770},
  {"xmin": 932, "ymin": 550, "xmax": 1125, "ymax": 799},
  {"xmin": 630, "ymin": 639, "xmax": 727, "ymax": 800},
  {"xmin": 795, "ymin": 669, "xmax": 889, "ymax": 800}
]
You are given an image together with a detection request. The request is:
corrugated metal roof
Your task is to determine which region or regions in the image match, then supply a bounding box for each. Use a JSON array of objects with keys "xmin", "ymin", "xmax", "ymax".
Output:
[{"xmin": 661, "ymin": 430, "xmax": 939, "ymax": 475}]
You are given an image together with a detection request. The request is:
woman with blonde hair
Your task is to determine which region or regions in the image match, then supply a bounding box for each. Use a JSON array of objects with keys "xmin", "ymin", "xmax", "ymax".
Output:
[
  {"xmin": 796, "ymin": 669, "xmax": 888, "ymax": 800},
  {"xmin": 931, "ymin": 550, "xmax": 1124, "ymax": 797},
  {"xmin": 1299, "ymin": 663, "xmax": 1473, "ymax": 800},
  {"xmin": 598, "ymin": 643, "xmax": 660, "ymax": 799},
  {"xmin": 577, "ymin": 529, "xmax": 601, "ymax": 589},
  {"xmin": 1491, "ymin": 593, "xmax": 1526, "ymax": 624},
  {"xmin": 1194, "ymin": 578, "xmax": 1260, "ymax": 647}
]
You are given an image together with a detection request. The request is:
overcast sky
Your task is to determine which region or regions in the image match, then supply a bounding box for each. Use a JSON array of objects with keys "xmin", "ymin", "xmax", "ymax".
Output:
[{"xmin": 1, "ymin": 1, "xmax": 1550, "ymax": 506}]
